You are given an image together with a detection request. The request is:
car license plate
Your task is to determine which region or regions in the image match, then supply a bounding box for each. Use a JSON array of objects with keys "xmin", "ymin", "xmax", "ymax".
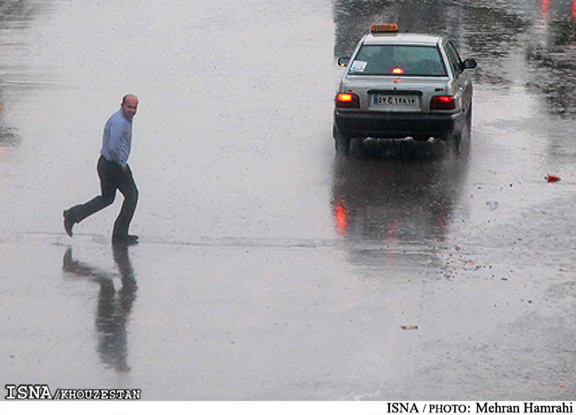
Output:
[{"xmin": 373, "ymin": 95, "xmax": 418, "ymax": 107}]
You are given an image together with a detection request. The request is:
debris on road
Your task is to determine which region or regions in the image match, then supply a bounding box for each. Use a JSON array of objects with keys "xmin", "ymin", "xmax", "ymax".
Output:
[{"xmin": 401, "ymin": 325, "xmax": 418, "ymax": 330}]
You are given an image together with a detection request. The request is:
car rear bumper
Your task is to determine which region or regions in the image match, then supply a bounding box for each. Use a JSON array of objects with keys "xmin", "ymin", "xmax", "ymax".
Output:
[{"xmin": 334, "ymin": 110, "xmax": 464, "ymax": 139}]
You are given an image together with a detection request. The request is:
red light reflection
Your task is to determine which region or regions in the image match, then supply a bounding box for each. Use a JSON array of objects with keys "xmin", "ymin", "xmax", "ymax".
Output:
[{"xmin": 334, "ymin": 204, "xmax": 347, "ymax": 236}]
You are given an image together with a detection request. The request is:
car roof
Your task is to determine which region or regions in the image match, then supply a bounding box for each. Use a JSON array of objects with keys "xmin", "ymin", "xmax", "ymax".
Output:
[{"xmin": 361, "ymin": 33, "xmax": 444, "ymax": 47}]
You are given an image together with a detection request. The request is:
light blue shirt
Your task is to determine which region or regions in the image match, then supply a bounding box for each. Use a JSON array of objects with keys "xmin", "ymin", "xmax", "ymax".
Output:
[{"xmin": 100, "ymin": 109, "xmax": 133, "ymax": 168}]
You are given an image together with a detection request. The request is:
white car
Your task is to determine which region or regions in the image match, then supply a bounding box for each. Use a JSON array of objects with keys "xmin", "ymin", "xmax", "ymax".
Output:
[{"xmin": 333, "ymin": 24, "xmax": 477, "ymax": 155}]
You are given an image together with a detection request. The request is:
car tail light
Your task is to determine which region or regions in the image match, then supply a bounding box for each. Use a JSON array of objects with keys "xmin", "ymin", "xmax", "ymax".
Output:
[
  {"xmin": 430, "ymin": 95, "xmax": 456, "ymax": 110},
  {"xmin": 336, "ymin": 93, "xmax": 360, "ymax": 108}
]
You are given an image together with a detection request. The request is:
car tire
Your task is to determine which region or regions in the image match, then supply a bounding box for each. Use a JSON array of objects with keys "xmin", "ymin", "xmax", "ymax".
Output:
[
  {"xmin": 439, "ymin": 128, "xmax": 461, "ymax": 156},
  {"xmin": 454, "ymin": 104, "xmax": 472, "ymax": 156},
  {"xmin": 451, "ymin": 131, "xmax": 463, "ymax": 155},
  {"xmin": 333, "ymin": 125, "xmax": 351, "ymax": 156}
]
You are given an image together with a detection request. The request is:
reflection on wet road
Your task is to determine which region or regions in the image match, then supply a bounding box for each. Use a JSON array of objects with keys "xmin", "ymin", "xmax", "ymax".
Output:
[
  {"xmin": 331, "ymin": 141, "xmax": 467, "ymax": 248},
  {"xmin": 1, "ymin": 0, "xmax": 576, "ymax": 403},
  {"xmin": 63, "ymin": 244, "xmax": 137, "ymax": 373}
]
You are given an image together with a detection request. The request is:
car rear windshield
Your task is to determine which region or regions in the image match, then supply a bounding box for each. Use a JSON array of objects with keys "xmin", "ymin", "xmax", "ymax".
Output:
[{"xmin": 349, "ymin": 45, "xmax": 447, "ymax": 76}]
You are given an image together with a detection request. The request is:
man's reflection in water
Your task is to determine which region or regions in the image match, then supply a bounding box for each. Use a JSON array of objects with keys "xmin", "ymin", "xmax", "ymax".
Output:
[{"xmin": 62, "ymin": 243, "xmax": 137, "ymax": 372}]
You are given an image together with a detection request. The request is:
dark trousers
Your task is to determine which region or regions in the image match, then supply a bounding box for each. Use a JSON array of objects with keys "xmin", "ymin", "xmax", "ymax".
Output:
[{"xmin": 70, "ymin": 155, "xmax": 138, "ymax": 237}]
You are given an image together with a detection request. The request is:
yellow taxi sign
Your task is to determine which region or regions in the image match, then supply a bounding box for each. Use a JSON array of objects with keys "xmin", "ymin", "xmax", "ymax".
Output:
[{"xmin": 371, "ymin": 24, "xmax": 399, "ymax": 33}]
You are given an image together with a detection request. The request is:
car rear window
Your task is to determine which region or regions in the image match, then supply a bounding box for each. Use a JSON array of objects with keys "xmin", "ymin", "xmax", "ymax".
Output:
[{"xmin": 349, "ymin": 45, "xmax": 447, "ymax": 76}]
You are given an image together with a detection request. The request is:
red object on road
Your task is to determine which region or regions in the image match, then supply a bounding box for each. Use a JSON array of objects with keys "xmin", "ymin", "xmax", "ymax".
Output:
[{"xmin": 545, "ymin": 175, "xmax": 560, "ymax": 182}]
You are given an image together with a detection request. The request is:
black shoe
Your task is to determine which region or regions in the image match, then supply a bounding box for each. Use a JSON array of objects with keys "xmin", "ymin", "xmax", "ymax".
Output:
[
  {"xmin": 63, "ymin": 209, "xmax": 75, "ymax": 237},
  {"xmin": 112, "ymin": 234, "xmax": 139, "ymax": 245}
]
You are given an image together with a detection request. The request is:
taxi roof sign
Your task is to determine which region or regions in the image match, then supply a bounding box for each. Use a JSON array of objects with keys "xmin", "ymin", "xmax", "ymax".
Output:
[{"xmin": 371, "ymin": 24, "xmax": 399, "ymax": 33}]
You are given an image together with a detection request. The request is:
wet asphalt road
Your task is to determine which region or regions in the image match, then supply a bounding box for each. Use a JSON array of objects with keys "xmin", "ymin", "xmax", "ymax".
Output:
[{"xmin": 1, "ymin": 0, "xmax": 576, "ymax": 402}]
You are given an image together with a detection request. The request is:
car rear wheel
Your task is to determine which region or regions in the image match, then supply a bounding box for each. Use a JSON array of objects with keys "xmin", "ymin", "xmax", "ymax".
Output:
[
  {"xmin": 451, "ymin": 131, "xmax": 463, "ymax": 154},
  {"xmin": 333, "ymin": 125, "xmax": 351, "ymax": 156},
  {"xmin": 452, "ymin": 105, "xmax": 472, "ymax": 156},
  {"xmin": 446, "ymin": 125, "xmax": 472, "ymax": 157},
  {"xmin": 438, "ymin": 128, "xmax": 462, "ymax": 156}
]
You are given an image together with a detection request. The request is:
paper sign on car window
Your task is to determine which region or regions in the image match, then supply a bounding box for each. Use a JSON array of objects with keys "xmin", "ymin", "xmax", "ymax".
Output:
[{"xmin": 351, "ymin": 60, "xmax": 367, "ymax": 72}]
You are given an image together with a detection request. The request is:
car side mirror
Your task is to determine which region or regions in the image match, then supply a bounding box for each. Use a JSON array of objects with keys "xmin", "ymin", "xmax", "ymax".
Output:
[
  {"xmin": 463, "ymin": 59, "xmax": 477, "ymax": 69},
  {"xmin": 338, "ymin": 57, "xmax": 351, "ymax": 67}
]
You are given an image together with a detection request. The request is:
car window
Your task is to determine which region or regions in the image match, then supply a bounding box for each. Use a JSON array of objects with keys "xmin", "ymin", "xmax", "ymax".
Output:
[
  {"xmin": 349, "ymin": 45, "xmax": 447, "ymax": 76},
  {"xmin": 444, "ymin": 41, "xmax": 463, "ymax": 76}
]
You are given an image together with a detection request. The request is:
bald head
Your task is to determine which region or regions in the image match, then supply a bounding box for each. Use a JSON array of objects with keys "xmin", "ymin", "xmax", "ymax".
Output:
[{"xmin": 121, "ymin": 94, "xmax": 138, "ymax": 119}]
